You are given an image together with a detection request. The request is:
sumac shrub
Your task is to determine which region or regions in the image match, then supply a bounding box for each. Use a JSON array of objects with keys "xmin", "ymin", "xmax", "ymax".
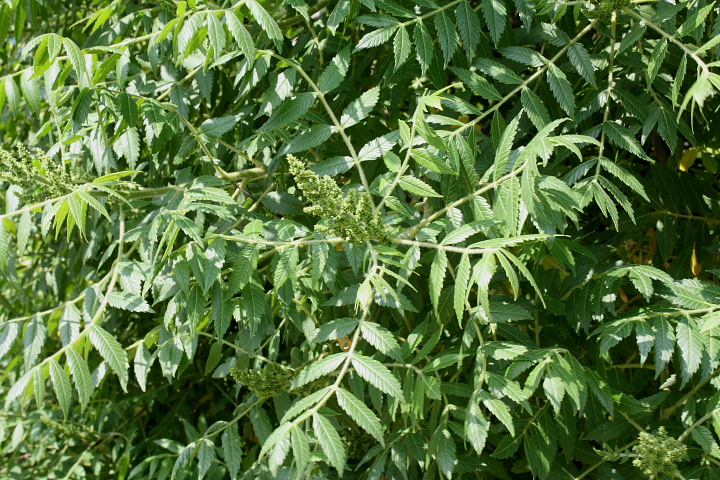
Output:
[{"xmin": 1, "ymin": 0, "xmax": 720, "ymax": 479}]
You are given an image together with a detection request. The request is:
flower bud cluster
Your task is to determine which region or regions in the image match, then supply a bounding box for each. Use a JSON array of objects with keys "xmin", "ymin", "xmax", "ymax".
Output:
[
  {"xmin": 632, "ymin": 427, "xmax": 687, "ymax": 477},
  {"xmin": 0, "ymin": 146, "xmax": 73, "ymax": 202},
  {"xmin": 585, "ymin": 0, "xmax": 630, "ymax": 18},
  {"xmin": 288, "ymin": 155, "xmax": 392, "ymax": 244},
  {"xmin": 230, "ymin": 362, "xmax": 296, "ymax": 398}
]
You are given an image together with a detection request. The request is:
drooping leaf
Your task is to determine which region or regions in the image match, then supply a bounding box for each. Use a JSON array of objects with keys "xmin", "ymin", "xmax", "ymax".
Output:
[
  {"xmin": 65, "ymin": 348, "xmax": 94, "ymax": 410},
  {"xmin": 482, "ymin": 0, "xmax": 506, "ymax": 45},
  {"xmin": 336, "ymin": 387, "xmax": 385, "ymax": 443},
  {"xmin": 49, "ymin": 358, "xmax": 73, "ymax": 419},
  {"xmin": 313, "ymin": 413, "xmax": 346, "ymax": 474},
  {"xmin": 89, "ymin": 324, "xmax": 129, "ymax": 391}
]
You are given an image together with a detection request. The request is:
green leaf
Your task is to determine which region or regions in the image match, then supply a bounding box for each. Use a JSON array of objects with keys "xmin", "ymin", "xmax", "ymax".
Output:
[
  {"xmin": 244, "ymin": 0, "xmax": 283, "ymax": 43},
  {"xmin": 259, "ymin": 421, "xmax": 293, "ymax": 465},
  {"xmin": 476, "ymin": 58, "xmax": 523, "ymax": 84},
  {"xmin": 33, "ymin": 366, "xmax": 45, "ymax": 408},
  {"xmin": 24, "ymin": 315, "xmax": 47, "ymax": 368},
  {"xmin": 357, "ymin": 131, "xmax": 400, "ymax": 163},
  {"xmin": 654, "ymin": 316, "xmax": 675, "ymax": 374},
  {"xmin": 422, "ymin": 353, "xmax": 466, "ymax": 374},
  {"xmin": 292, "ymin": 353, "xmax": 347, "ymax": 389},
  {"xmin": 336, "ymin": 388, "xmax": 384, "ymax": 443},
  {"xmin": 494, "ymin": 177, "xmax": 520, "ymax": 236},
  {"xmin": 5, "ymin": 370, "xmax": 32, "ymax": 409},
  {"xmin": 525, "ymin": 422, "xmax": 555, "ymax": 479},
  {"xmin": 291, "ymin": 429, "xmax": 310, "ymax": 474},
  {"xmin": 398, "ymin": 175, "xmax": 441, "ymax": 198},
  {"xmin": 108, "ymin": 291, "xmax": 153, "ymax": 313},
  {"xmin": 676, "ymin": 316, "xmax": 703, "ymax": 386},
  {"xmin": 223, "ymin": 425, "xmax": 243, "ymax": 480},
  {"xmin": 228, "ymin": 245, "xmax": 258, "ymax": 293},
  {"xmin": 355, "ymin": 27, "xmax": 396, "ymax": 50},
  {"xmin": 360, "ymin": 321, "xmax": 403, "ymax": 360},
  {"xmin": 479, "ymin": 390, "xmax": 515, "ymax": 435},
  {"xmin": 656, "ymin": 104, "xmax": 678, "ymax": 149},
  {"xmin": 49, "ymin": 358, "xmax": 73, "ymax": 419},
  {"xmin": 430, "ymin": 250, "xmax": 447, "ymax": 311},
  {"xmin": 273, "ymin": 245, "xmax": 299, "ymax": 288},
  {"xmin": 393, "ymin": 25, "xmax": 411, "ymax": 70},
  {"xmin": 259, "ymin": 92, "xmax": 315, "ymax": 131},
  {"xmin": 465, "ymin": 401, "xmax": 490, "ymax": 454},
  {"xmin": 547, "ymin": 65, "xmax": 575, "ymax": 116},
  {"xmin": 63, "ymin": 38, "xmax": 86, "ymax": 85},
  {"xmin": 0, "ymin": 322, "xmax": 19, "ymax": 360},
  {"xmin": 441, "ymin": 223, "xmax": 485, "ymax": 245},
  {"xmin": 225, "ymin": 10, "xmax": 256, "ymax": 66},
  {"xmin": 414, "ymin": 21, "xmax": 434, "ymax": 73},
  {"xmin": 598, "ymin": 158, "xmax": 649, "ymax": 200},
  {"xmin": 411, "ymin": 148, "xmax": 457, "ymax": 175},
  {"xmin": 134, "ymin": 341, "xmax": 152, "ymax": 392},
  {"xmin": 311, "ymin": 156, "xmax": 353, "ymax": 176},
  {"xmin": 453, "ymin": 253, "xmax": 471, "ymax": 322},
  {"xmin": 351, "ymin": 354, "xmax": 404, "ymax": 400},
  {"xmin": 141, "ymin": 99, "xmax": 166, "ymax": 138},
  {"xmin": 568, "ymin": 43, "xmax": 596, "ymax": 87},
  {"xmin": 113, "ymin": 128, "xmax": 140, "ymax": 167},
  {"xmin": 199, "ymin": 116, "xmax": 237, "ymax": 138},
  {"xmin": 282, "ymin": 387, "xmax": 332, "ymax": 422},
  {"xmin": 172, "ymin": 442, "xmax": 196, "ymax": 480},
  {"xmin": 312, "ymin": 318, "xmax": 359, "ymax": 343},
  {"xmin": 340, "ymin": 87, "xmax": 379, "ymax": 129},
  {"xmin": 242, "ymin": 282, "xmax": 267, "ymax": 332},
  {"xmin": 328, "ymin": 0, "xmax": 351, "ymax": 34},
  {"xmin": 451, "ymin": 67, "xmax": 502, "ymax": 101},
  {"xmin": 635, "ymin": 320, "xmax": 654, "ymax": 365},
  {"xmin": 285, "ymin": 124, "xmax": 334, "ymax": 154},
  {"xmin": 206, "ymin": 12, "xmax": 226, "ymax": 60},
  {"xmin": 89, "ymin": 324, "xmax": 129, "ymax": 391},
  {"xmin": 431, "ymin": 427, "xmax": 457, "ymax": 478},
  {"xmin": 482, "ymin": 0, "xmax": 506, "ymax": 45},
  {"xmin": 20, "ymin": 70, "xmax": 41, "ymax": 113},
  {"xmin": 672, "ymin": 54, "xmax": 687, "ymax": 107},
  {"xmin": 434, "ymin": 11, "xmax": 457, "ymax": 64},
  {"xmin": 647, "ymin": 39, "xmax": 668, "ymax": 87},
  {"xmin": 58, "ymin": 305, "xmax": 81, "ymax": 348},
  {"xmin": 319, "ymin": 48, "xmax": 350, "ymax": 93},
  {"xmin": 456, "ymin": 0, "xmax": 481, "ymax": 60},
  {"xmin": 494, "ymin": 115, "xmax": 520, "ymax": 181},
  {"xmin": 5, "ymin": 77, "xmax": 21, "ymax": 116},
  {"xmin": 499, "ymin": 46, "xmax": 546, "ymax": 67},
  {"xmin": 65, "ymin": 348, "xmax": 93, "ymax": 410},
  {"xmin": 677, "ymin": 72, "xmax": 714, "ymax": 120},
  {"xmin": 313, "ymin": 413, "xmax": 346, "ymax": 474},
  {"xmin": 268, "ymin": 427, "xmax": 291, "ymax": 475},
  {"xmin": 521, "ymin": 88, "xmax": 551, "ymax": 130},
  {"xmin": 602, "ymin": 122, "xmax": 652, "ymax": 162},
  {"xmin": 691, "ymin": 425, "xmax": 720, "ymax": 458},
  {"xmin": 177, "ymin": 13, "xmax": 202, "ymax": 58},
  {"xmin": 197, "ymin": 439, "xmax": 216, "ymax": 480},
  {"xmin": 499, "ymin": 249, "xmax": 545, "ymax": 306}
]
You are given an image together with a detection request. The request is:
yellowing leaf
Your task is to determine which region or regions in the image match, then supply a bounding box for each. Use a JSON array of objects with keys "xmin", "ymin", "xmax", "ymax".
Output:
[
  {"xmin": 691, "ymin": 243, "xmax": 702, "ymax": 277},
  {"xmin": 679, "ymin": 148, "xmax": 698, "ymax": 172}
]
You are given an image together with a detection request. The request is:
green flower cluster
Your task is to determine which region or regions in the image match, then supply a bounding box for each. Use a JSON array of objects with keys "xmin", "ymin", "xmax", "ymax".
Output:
[
  {"xmin": 288, "ymin": 155, "xmax": 392, "ymax": 244},
  {"xmin": 0, "ymin": 146, "xmax": 73, "ymax": 202},
  {"xmin": 585, "ymin": 0, "xmax": 630, "ymax": 18},
  {"xmin": 40, "ymin": 416, "xmax": 97, "ymax": 444},
  {"xmin": 230, "ymin": 363, "xmax": 296, "ymax": 398},
  {"xmin": 632, "ymin": 427, "xmax": 687, "ymax": 478}
]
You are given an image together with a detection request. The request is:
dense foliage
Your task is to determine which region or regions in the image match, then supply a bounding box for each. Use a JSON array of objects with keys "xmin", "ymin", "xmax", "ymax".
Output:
[{"xmin": 2, "ymin": 0, "xmax": 720, "ymax": 478}]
